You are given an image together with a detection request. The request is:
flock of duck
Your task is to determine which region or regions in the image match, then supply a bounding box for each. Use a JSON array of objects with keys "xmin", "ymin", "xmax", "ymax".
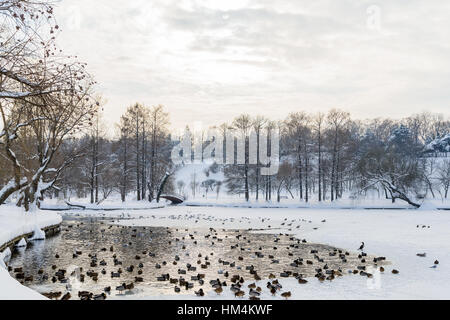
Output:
[{"xmin": 7, "ymin": 212, "xmax": 438, "ymax": 300}]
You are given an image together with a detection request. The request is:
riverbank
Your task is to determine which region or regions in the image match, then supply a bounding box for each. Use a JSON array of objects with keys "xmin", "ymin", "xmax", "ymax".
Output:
[
  {"xmin": 183, "ymin": 198, "xmax": 450, "ymax": 210},
  {"xmin": 0, "ymin": 205, "xmax": 62, "ymax": 300},
  {"xmin": 40, "ymin": 199, "xmax": 166, "ymax": 211}
]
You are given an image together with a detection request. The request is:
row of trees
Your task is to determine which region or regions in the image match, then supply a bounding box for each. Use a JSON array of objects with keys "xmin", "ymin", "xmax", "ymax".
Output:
[
  {"xmin": 1, "ymin": 1, "xmax": 449, "ymax": 209},
  {"xmin": 211, "ymin": 111, "xmax": 450, "ymax": 206},
  {"xmin": 53, "ymin": 103, "xmax": 174, "ymax": 205}
]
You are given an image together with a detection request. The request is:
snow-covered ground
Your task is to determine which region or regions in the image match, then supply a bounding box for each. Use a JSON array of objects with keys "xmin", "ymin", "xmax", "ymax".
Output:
[
  {"xmin": 100, "ymin": 206, "xmax": 449, "ymax": 300},
  {"xmin": 0, "ymin": 205, "xmax": 62, "ymax": 300},
  {"xmin": 184, "ymin": 198, "xmax": 449, "ymax": 209},
  {"xmin": 41, "ymin": 197, "xmax": 166, "ymax": 210}
]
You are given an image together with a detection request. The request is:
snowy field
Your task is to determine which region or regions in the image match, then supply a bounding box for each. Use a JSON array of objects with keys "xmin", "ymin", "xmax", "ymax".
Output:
[
  {"xmin": 41, "ymin": 198, "xmax": 166, "ymax": 211},
  {"xmin": 0, "ymin": 206, "xmax": 62, "ymax": 300},
  {"xmin": 72, "ymin": 205, "xmax": 449, "ymax": 300}
]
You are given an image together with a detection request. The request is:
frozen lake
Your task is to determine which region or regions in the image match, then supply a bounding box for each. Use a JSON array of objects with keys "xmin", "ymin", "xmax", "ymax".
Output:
[
  {"xmin": 7, "ymin": 206, "xmax": 450, "ymax": 300},
  {"xmin": 8, "ymin": 214, "xmax": 384, "ymax": 300}
]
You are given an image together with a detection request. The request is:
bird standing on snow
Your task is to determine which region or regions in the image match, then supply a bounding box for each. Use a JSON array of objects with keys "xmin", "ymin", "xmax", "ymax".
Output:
[
  {"xmin": 358, "ymin": 242, "xmax": 365, "ymax": 251},
  {"xmin": 430, "ymin": 260, "xmax": 439, "ymax": 268}
]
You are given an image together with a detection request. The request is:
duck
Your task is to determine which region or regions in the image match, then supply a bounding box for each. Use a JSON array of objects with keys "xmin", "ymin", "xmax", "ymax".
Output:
[
  {"xmin": 115, "ymin": 284, "xmax": 126, "ymax": 293},
  {"xmin": 125, "ymin": 283, "xmax": 134, "ymax": 291},
  {"xmin": 235, "ymin": 290, "xmax": 245, "ymax": 298},
  {"xmin": 93, "ymin": 293, "xmax": 107, "ymax": 301},
  {"xmin": 78, "ymin": 291, "xmax": 93, "ymax": 300},
  {"xmin": 416, "ymin": 253, "xmax": 426, "ymax": 258},
  {"xmin": 195, "ymin": 289, "xmax": 204, "ymax": 297},
  {"xmin": 43, "ymin": 292, "xmax": 62, "ymax": 300},
  {"xmin": 61, "ymin": 292, "xmax": 71, "ymax": 300},
  {"xmin": 249, "ymin": 289, "xmax": 260, "ymax": 297},
  {"xmin": 281, "ymin": 292, "xmax": 292, "ymax": 299},
  {"xmin": 270, "ymin": 287, "xmax": 277, "ymax": 296}
]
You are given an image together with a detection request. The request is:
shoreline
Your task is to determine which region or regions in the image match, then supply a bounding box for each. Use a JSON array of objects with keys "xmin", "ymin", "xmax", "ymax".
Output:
[{"xmin": 0, "ymin": 207, "xmax": 62, "ymax": 300}]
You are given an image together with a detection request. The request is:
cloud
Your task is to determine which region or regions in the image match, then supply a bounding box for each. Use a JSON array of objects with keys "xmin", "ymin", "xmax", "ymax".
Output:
[{"xmin": 54, "ymin": 0, "xmax": 450, "ymax": 131}]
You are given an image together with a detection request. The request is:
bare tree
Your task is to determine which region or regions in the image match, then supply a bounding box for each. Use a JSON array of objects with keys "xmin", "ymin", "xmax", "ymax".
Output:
[
  {"xmin": 327, "ymin": 109, "xmax": 350, "ymax": 201},
  {"xmin": 232, "ymin": 114, "xmax": 252, "ymax": 202}
]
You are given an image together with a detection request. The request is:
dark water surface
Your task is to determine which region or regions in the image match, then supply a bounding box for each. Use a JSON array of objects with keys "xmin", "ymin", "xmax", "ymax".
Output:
[{"xmin": 8, "ymin": 217, "xmax": 384, "ymax": 299}]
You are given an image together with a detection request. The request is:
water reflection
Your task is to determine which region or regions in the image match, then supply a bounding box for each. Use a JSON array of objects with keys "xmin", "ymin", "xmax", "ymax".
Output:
[{"xmin": 8, "ymin": 217, "xmax": 383, "ymax": 300}]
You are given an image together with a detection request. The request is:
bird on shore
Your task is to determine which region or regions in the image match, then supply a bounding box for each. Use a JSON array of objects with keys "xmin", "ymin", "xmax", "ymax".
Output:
[
  {"xmin": 358, "ymin": 242, "xmax": 365, "ymax": 251},
  {"xmin": 281, "ymin": 292, "xmax": 292, "ymax": 299},
  {"xmin": 430, "ymin": 260, "xmax": 439, "ymax": 268},
  {"xmin": 115, "ymin": 284, "xmax": 126, "ymax": 293},
  {"xmin": 416, "ymin": 253, "xmax": 426, "ymax": 257}
]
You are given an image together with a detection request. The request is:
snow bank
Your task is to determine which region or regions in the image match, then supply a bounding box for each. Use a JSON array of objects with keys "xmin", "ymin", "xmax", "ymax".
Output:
[
  {"xmin": 16, "ymin": 238, "xmax": 27, "ymax": 247},
  {"xmin": 183, "ymin": 196, "xmax": 449, "ymax": 210},
  {"xmin": 0, "ymin": 266, "xmax": 46, "ymax": 300},
  {"xmin": 0, "ymin": 205, "xmax": 61, "ymax": 247},
  {"xmin": 0, "ymin": 205, "xmax": 61, "ymax": 300},
  {"xmin": 417, "ymin": 200, "xmax": 438, "ymax": 211},
  {"xmin": 0, "ymin": 247, "xmax": 11, "ymax": 269},
  {"xmin": 41, "ymin": 198, "xmax": 166, "ymax": 211},
  {"xmin": 29, "ymin": 226, "xmax": 45, "ymax": 241}
]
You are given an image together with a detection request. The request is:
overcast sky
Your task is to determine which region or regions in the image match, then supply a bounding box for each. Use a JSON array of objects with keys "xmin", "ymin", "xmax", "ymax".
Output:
[{"xmin": 55, "ymin": 0, "xmax": 450, "ymax": 131}]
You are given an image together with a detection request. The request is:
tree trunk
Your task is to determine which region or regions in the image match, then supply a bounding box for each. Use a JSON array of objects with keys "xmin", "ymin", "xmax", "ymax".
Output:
[
  {"xmin": 255, "ymin": 129, "xmax": 260, "ymax": 201},
  {"xmin": 305, "ymin": 152, "xmax": 309, "ymax": 203},
  {"xmin": 318, "ymin": 130, "xmax": 322, "ymax": 202},
  {"xmin": 121, "ymin": 135, "xmax": 128, "ymax": 202},
  {"xmin": 136, "ymin": 115, "xmax": 141, "ymax": 201},
  {"xmin": 156, "ymin": 172, "xmax": 171, "ymax": 203}
]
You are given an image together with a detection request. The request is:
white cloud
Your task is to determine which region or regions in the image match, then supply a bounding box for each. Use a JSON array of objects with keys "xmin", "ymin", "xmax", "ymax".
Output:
[{"xmin": 55, "ymin": 0, "xmax": 450, "ymax": 130}]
